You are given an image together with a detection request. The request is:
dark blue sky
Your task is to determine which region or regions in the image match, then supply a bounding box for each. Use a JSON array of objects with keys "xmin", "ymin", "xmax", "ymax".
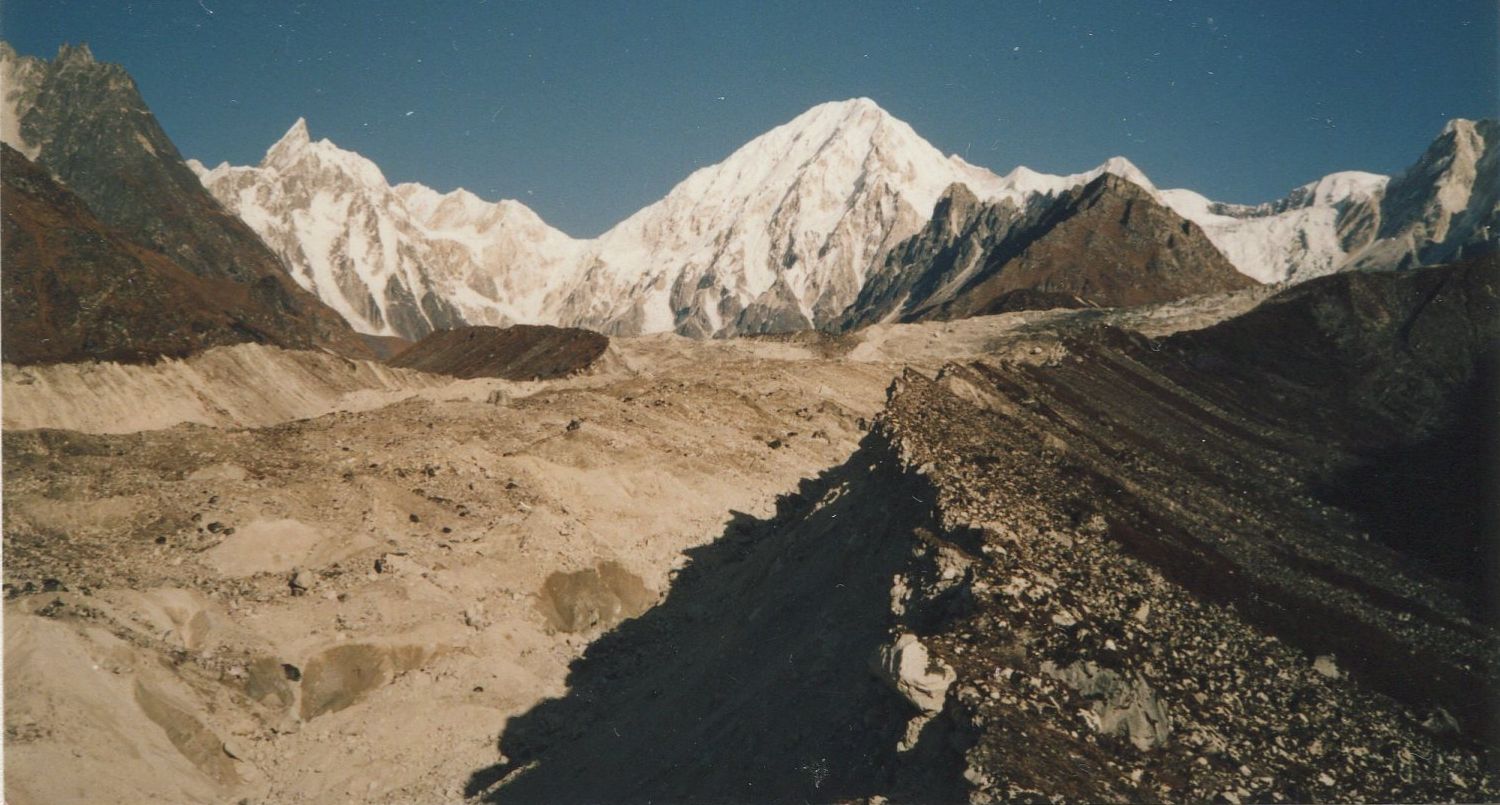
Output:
[{"xmin": 5, "ymin": 1, "xmax": 1496, "ymax": 237}]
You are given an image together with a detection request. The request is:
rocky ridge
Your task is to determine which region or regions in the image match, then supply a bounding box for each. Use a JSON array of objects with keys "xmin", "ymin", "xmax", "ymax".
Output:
[{"xmin": 468, "ymin": 258, "xmax": 1498, "ymax": 803}]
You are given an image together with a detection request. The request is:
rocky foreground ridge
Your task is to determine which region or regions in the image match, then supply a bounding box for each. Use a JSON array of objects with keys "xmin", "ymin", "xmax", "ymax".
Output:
[{"xmin": 468, "ymin": 257, "xmax": 1499, "ymax": 803}]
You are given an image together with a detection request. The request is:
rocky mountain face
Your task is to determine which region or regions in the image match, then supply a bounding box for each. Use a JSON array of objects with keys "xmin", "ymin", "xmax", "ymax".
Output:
[
  {"xmin": 1, "ymin": 144, "xmax": 332, "ymax": 365},
  {"xmin": 0, "ymin": 43, "xmax": 371, "ymax": 359},
  {"xmin": 191, "ymin": 122, "xmax": 584, "ymax": 341},
  {"xmin": 470, "ymin": 257, "xmax": 1498, "ymax": 803},
  {"xmin": 1356, "ymin": 118, "xmax": 1500, "ymax": 270},
  {"xmin": 843, "ymin": 174, "xmax": 1254, "ymax": 328}
]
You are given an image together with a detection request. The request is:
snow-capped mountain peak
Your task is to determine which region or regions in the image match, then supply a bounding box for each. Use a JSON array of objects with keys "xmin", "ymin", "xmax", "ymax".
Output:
[
  {"xmin": 549, "ymin": 97, "xmax": 1017, "ymax": 335},
  {"xmin": 992, "ymin": 155, "xmax": 1155, "ymax": 201},
  {"xmin": 192, "ymin": 118, "xmax": 581, "ymax": 340},
  {"xmin": 272, "ymin": 116, "xmax": 311, "ymax": 150},
  {"xmin": 1096, "ymin": 156, "xmax": 1156, "ymax": 192},
  {"xmin": 1298, "ymin": 171, "xmax": 1388, "ymax": 209},
  {"xmin": 256, "ymin": 117, "xmax": 391, "ymax": 191}
]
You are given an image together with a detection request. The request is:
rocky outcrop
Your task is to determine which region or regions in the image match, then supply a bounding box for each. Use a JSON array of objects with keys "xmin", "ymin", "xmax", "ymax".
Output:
[{"xmin": 1040, "ymin": 660, "xmax": 1172, "ymax": 751}]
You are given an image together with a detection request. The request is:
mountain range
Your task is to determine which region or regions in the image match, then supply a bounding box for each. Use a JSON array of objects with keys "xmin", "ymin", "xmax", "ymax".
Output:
[
  {"xmin": 3, "ymin": 42, "xmax": 1497, "ymax": 350},
  {"xmin": 188, "ymin": 100, "xmax": 1499, "ymax": 341}
]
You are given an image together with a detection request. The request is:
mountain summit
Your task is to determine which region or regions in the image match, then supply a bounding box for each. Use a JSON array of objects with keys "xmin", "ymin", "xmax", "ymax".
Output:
[
  {"xmin": 192, "ymin": 118, "xmax": 582, "ymax": 340},
  {"xmin": 553, "ymin": 97, "xmax": 1018, "ymax": 336}
]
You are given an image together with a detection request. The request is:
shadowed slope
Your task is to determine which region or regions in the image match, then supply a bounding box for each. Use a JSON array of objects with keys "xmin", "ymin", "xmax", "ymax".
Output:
[{"xmin": 467, "ymin": 435, "xmax": 974, "ymax": 803}]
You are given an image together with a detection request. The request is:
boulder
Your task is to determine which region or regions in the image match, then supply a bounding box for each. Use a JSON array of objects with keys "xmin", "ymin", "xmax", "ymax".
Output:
[
  {"xmin": 875, "ymin": 633, "xmax": 955, "ymax": 715},
  {"xmin": 1042, "ymin": 660, "xmax": 1172, "ymax": 750}
]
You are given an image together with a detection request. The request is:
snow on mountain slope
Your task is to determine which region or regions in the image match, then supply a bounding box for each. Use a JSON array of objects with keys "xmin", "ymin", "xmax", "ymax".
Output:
[
  {"xmin": 554, "ymin": 99, "xmax": 1012, "ymax": 336},
  {"xmin": 1160, "ymin": 171, "xmax": 1388, "ymax": 284},
  {"xmin": 191, "ymin": 120, "xmax": 583, "ymax": 340},
  {"xmin": 551, "ymin": 99, "xmax": 1159, "ymax": 336},
  {"xmin": 1161, "ymin": 119, "xmax": 1498, "ymax": 284},
  {"xmin": 996, "ymin": 155, "xmax": 1158, "ymax": 200}
]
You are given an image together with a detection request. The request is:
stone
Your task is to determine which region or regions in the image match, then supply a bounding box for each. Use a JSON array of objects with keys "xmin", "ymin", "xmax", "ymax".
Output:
[
  {"xmin": 1421, "ymin": 706, "xmax": 1461, "ymax": 737},
  {"xmin": 289, "ymin": 568, "xmax": 311, "ymax": 596},
  {"xmin": 1312, "ymin": 655, "xmax": 1341, "ymax": 679},
  {"xmin": 874, "ymin": 633, "xmax": 956, "ymax": 715},
  {"xmin": 1042, "ymin": 660, "xmax": 1172, "ymax": 750}
]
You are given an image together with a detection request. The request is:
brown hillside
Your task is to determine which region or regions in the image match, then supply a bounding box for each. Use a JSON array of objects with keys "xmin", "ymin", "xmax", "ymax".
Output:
[{"xmin": 1, "ymin": 144, "xmax": 334, "ymax": 365}]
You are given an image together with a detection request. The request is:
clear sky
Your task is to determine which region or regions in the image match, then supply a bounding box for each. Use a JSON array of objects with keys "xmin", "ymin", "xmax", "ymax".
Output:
[{"xmin": 4, "ymin": 1, "xmax": 1496, "ymax": 237}]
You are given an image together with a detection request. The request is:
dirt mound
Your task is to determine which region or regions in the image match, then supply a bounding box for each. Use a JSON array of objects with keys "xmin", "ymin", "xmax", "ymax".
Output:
[{"xmin": 388, "ymin": 325, "xmax": 609, "ymax": 380}]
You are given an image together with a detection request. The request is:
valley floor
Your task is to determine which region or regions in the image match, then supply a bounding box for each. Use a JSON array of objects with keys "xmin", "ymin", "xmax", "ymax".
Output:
[{"xmin": 3, "ymin": 279, "xmax": 1494, "ymax": 804}]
